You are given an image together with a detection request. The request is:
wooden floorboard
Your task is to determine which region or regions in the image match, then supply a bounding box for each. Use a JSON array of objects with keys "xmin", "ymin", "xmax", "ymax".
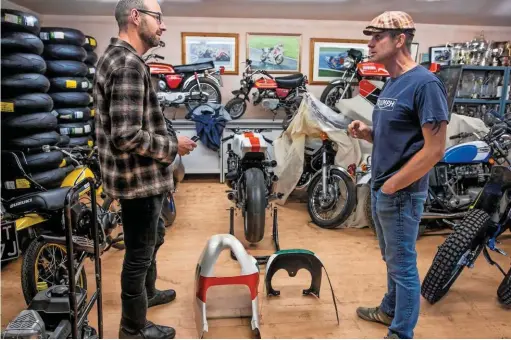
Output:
[{"xmin": 2, "ymin": 178, "xmax": 510, "ymax": 338}]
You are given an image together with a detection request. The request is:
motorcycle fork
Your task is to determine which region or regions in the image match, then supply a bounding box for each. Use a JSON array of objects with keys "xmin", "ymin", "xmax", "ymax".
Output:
[
  {"xmin": 338, "ymin": 72, "xmax": 355, "ymax": 100},
  {"xmin": 321, "ymin": 143, "xmax": 328, "ymax": 200}
]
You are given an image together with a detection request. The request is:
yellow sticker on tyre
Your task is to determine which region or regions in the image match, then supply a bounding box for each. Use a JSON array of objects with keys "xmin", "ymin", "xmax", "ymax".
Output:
[
  {"xmin": 66, "ymin": 80, "xmax": 77, "ymax": 88},
  {"xmin": 90, "ymin": 38, "xmax": 97, "ymax": 46},
  {"xmin": 1, "ymin": 102, "xmax": 14, "ymax": 112},
  {"xmin": 88, "ymin": 140, "xmax": 94, "ymax": 147},
  {"xmin": 16, "ymin": 179, "xmax": 31, "ymax": 189}
]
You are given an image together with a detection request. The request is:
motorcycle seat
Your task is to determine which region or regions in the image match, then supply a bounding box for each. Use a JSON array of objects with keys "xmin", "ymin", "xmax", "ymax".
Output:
[
  {"xmin": 173, "ymin": 61, "xmax": 215, "ymax": 74},
  {"xmin": 275, "ymin": 74, "xmax": 305, "ymax": 89},
  {"xmin": 4, "ymin": 187, "xmax": 72, "ymax": 215}
]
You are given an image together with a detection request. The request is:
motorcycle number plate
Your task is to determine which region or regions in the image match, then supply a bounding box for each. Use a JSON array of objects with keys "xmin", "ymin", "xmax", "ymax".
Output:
[{"xmin": 1, "ymin": 221, "xmax": 20, "ymax": 262}]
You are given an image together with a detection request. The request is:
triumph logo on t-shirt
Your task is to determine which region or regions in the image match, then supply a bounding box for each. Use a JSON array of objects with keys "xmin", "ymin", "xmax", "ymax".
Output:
[{"xmin": 376, "ymin": 98, "xmax": 397, "ymax": 111}]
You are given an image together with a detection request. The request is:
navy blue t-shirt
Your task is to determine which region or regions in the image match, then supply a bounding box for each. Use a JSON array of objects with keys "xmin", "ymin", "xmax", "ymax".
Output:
[{"xmin": 371, "ymin": 65, "xmax": 449, "ymax": 192}]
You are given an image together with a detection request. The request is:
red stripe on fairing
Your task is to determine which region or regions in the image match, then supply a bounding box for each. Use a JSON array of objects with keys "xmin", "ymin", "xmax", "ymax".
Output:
[{"xmin": 196, "ymin": 272, "xmax": 259, "ymax": 302}]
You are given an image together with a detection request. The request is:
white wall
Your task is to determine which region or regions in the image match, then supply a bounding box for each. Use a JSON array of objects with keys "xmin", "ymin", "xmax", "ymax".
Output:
[{"xmin": 34, "ymin": 14, "xmax": 511, "ymax": 120}]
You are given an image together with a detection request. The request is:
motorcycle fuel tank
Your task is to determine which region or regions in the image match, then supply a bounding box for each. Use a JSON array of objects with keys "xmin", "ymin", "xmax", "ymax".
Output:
[
  {"xmin": 232, "ymin": 132, "xmax": 269, "ymax": 159},
  {"xmin": 442, "ymin": 141, "xmax": 492, "ymax": 164},
  {"xmin": 357, "ymin": 62, "xmax": 389, "ymax": 77},
  {"xmin": 254, "ymin": 77, "xmax": 277, "ymax": 89},
  {"xmin": 147, "ymin": 62, "xmax": 175, "ymax": 74}
]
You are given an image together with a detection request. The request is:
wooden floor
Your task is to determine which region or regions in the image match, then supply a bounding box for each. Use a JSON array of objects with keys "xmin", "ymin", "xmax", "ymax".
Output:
[{"xmin": 2, "ymin": 177, "xmax": 511, "ymax": 339}]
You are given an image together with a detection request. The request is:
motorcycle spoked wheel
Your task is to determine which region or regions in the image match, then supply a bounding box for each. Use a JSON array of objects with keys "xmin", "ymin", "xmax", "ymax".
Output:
[
  {"xmin": 421, "ymin": 209, "xmax": 489, "ymax": 304},
  {"xmin": 275, "ymin": 54, "xmax": 284, "ymax": 65},
  {"xmin": 225, "ymin": 97, "xmax": 247, "ymax": 120},
  {"xmin": 243, "ymin": 168, "xmax": 266, "ymax": 244},
  {"xmin": 21, "ymin": 240, "xmax": 87, "ymax": 305},
  {"xmin": 101, "ymin": 196, "xmax": 125, "ymax": 250},
  {"xmin": 184, "ymin": 78, "xmax": 222, "ymax": 112},
  {"xmin": 319, "ymin": 83, "xmax": 353, "ymax": 109},
  {"xmin": 307, "ymin": 168, "xmax": 356, "ymax": 229},
  {"xmin": 497, "ymin": 265, "xmax": 511, "ymax": 307}
]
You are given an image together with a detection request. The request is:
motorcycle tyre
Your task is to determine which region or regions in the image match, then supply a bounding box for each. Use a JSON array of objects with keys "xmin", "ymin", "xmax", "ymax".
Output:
[
  {"xmin": 497, "ymin": 266, "xmax": 511, "ymax": 307},
  {"xmin": 2, "ymin": 73, "xmax": 50, "ymax": 97},
  {"xmin": 224, "ymin": 97, "xmax": 247, "ymax": 120},
  {"xmin": 24, "ymin": 150, "xmax": 64, "ymax": 172},
  {"xmin": 2, "ymin": 112, "xmax": 58, "ymax": 136},
  {"xmin": 1, "ymin": 9, "xmax": 41, "ymax": 35},
  {"xmin": 21, "ymin": 239, "xmax": 88, "ymax": 305},
  {"xmin": 32, "ymin": 167, "xmax": 69, "ymax": 189},
  {"xmin": 1, "ymin": 93, "xmax": 53, "ymax": 114},
  {"xmin": 85, "ymin": 51, "xmax": 98, "ymax": 66},
  {"xmin": 46, "ymin": 60, "xmax": 88, "ymax": 77},
  {"xmin": 83, "ymin": 36, "xmax": 97, "ymax": 52},
  {"xmin": 244, "ymin": 168, "xmax": 266, "ymax": 244},
  {"xmin": 1, "ymin": 53, "xmax": 46, "ymax": 75},
  {"xmin": 184, "ymin": 78, "xmax": 222, "ymax": 112},
  {"xmin": 40, "ymin": 27, "xmax": 86, "ymax": 47},
  {"xmin": 50, "ymin": 77, "xmax": 90, "ymax": 93},
  {"xmin": 421, "ymin": 209, "xmax": 489, "ymax": 304},
  {"xmin": 43, "ymin": 44, "xmax": 87, "ymax": 62},
  {"xmin": 68, "ymin": 136, "xmax": 93, "ymax": 147},
  {"xmin": 58, "ymin": 121, "xmax": 93, "ymax": 137},
  {"xmin": 56, "ymin": 107, "xmax": 91, "ymax": 122},
  {"xmin": 6, "ymin": 131, "xmax": 60, "ymax": 150},
  {"xmin": 1, "ymin": 32, "xmax": 44, "ymax": 55},
  {"xmin": 50, "ymin": 92, "xmax": 91, "ymax": 108},
  {"xmin": 319, "ymin": 82, "xmax": 353, "ymax": 108},
  {"xmin": 307, "ymin": 168, "xmax": 356, "ymax": 229}
]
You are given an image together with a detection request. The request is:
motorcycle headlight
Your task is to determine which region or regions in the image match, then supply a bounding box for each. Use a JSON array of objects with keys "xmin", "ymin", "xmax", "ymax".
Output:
[
  {"xmin": 158, "ymin": 80, "xmax": 167, "ymax": 91},
  {"xmin": 343, "ymin": 57, "xmax": 354, "ymax": 69}
]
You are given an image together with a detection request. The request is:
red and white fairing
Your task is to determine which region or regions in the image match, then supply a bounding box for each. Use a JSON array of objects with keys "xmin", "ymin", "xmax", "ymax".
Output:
[
  {"xmin": 193, "ymin": 234, "xmax": 260, "ymax": 338},
  {"xmin": 232, "ymin": 131, "xmax": 269, "ymax": 159}
]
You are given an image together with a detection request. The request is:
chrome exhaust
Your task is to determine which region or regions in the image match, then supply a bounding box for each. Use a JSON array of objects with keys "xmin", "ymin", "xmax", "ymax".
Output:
[{"xmin": 421, "ymin": 212, "xmax": 467, "ymax": 220}]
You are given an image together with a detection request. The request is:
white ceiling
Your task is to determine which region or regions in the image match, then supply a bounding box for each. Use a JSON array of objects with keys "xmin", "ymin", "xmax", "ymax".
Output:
[{"xmin": 6, "ymin": 0, "xmax": 511, "ymax": 26}]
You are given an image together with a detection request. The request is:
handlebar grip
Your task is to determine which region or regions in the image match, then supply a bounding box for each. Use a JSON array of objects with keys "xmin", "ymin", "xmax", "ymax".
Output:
[{"xmin": 155, "ymin": 54, "xmax": 164, "ymax": 60}]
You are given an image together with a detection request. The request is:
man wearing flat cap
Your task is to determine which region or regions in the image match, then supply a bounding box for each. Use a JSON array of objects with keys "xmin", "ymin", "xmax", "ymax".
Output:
[{"xmin": 348, "ymin": 11, "xmax": 449, "ymax": 339}]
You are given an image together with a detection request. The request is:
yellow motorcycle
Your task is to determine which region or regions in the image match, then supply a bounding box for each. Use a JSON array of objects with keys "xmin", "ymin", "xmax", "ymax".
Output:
[{"xmin": 1, "ymin": 144, "xmax": 123, "ymax": 304}]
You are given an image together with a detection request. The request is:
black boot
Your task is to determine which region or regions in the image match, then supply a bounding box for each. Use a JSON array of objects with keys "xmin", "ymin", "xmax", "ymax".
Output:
[
  {"xmin": 119, "ymin": 320, "xmax": 175, "ymax": 339},
  {"xmin": 146, "ymin": 259, "xmax": 176, "ymax": 308}
]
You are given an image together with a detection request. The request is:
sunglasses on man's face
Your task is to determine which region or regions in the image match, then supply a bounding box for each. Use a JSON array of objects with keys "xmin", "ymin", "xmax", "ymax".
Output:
[{"xmin": 136, "ymin": 9, "xmax": 163, "ymax": 25}]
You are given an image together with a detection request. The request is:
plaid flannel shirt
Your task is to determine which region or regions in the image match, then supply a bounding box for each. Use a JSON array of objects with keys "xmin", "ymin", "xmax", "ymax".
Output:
[{"xmin": 93, "ymin": 38, "xmax": 178, "ymax": 199}]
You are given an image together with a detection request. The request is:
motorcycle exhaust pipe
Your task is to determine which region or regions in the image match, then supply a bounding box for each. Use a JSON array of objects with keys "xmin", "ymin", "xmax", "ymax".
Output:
[
  {"xmin": 421, "ymin": 212, "xmax": 467, "ymax": 220},
  {"xmin": 227, "ymin": 192, "xmax": 236, "ymax": 201}
]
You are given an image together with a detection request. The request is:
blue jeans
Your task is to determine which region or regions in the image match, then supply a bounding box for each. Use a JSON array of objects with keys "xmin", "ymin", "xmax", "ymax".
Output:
[{"xmin": 371, "ymin": 187, "xmax": 427, "ymax": 339}]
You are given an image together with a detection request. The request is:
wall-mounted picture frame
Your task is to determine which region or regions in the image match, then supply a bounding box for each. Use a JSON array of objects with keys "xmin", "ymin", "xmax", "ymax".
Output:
[
  {"xmin": 411, "ymin": 42, "xmax": 419, "ymax": 62},
  {"xmin": 181, "ymin": 32, "xmax": 239, "ymax": 75},
  {"xmin": 309, "ymin": 38, "xmax": 368, "ymax": 85},
  {"xmin": 246, "ymin": 32, "xmax": 302, "ymax": 74},
  {"xmin": 429, "ymin": 45, "xmax": 452, "ymax": 66}
]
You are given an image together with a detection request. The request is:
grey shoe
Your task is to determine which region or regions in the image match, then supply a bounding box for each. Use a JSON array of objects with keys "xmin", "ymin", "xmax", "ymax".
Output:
[
  {"xmin": 384, "ymin": 332, "xmax": 400, "ymax": 339},
  {"xmin": 356, "ymin": 306, "xmax": 393, "ymax": 326}
]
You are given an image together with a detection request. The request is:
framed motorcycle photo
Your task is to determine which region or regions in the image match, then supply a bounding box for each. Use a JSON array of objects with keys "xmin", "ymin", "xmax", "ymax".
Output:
[
  {"xmin": 246, "ymin": 32, "xmax": 302, "ymax": 74},
  {"xmin": 181, "ymin": 32, "xmax": 239, "ymax": 75},
  {"xmin": 309, "ymin": 38, "xmax": 369, "ymax": 85}
]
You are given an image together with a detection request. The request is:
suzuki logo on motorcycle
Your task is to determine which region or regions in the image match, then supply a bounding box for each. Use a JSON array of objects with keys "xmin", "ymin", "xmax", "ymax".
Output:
[
  {"xmin": 376, "ymin": 98, "xmax": 397, "ymax": 111},
  {"xmin": 9, "ymin": 198, "xmax": 32, "ymax": 208}
]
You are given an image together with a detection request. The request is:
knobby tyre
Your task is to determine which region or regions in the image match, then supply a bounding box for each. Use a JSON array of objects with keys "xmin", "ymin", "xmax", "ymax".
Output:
[{"xmin": 497, "ymin": 266, "xmax": 511, "ymax": 307}]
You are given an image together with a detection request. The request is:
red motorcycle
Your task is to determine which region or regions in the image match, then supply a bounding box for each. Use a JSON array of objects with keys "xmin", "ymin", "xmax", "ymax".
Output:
[
  {"xmin": 144, "ymin": 43, "xmax": 224, "ymax": 114},
  {"xmin": 320, "ymin": 48, "xmax": 389, "ymax": 110},
  {"xmin": 224, "ymin": 59, "xmax": 308, "ymax": 121}
]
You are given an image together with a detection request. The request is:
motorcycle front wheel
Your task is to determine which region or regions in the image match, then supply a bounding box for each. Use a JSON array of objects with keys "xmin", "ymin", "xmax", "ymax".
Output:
[
  {"xmin": 225, "ymin": 97, "xmax": 247, "ymax": 119},
  {"xmin": 421, "ymin": 209, "xmax": 488, "ymax": 304},
  {"xmin": 307, "ymin": 168, "xmax": 356, "ymax": 229},
  {"xmin": 243, "ymin": 168, "xmax": 266, "ymax": 244},
  {"xmin": 21, "ymin": 239, "xmax": 87, "ymax": 305},
  {"xmin": 319, "ymin": 82, "xmax": 353, "ymax": 110},
  {"xmin": 497, "ymin": 265, "xmax": 511, "ymax": 307}
]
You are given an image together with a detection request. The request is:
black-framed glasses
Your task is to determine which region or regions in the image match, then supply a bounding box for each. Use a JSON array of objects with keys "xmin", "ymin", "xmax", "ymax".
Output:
[{"xmin": 136, "ymin": 9, "xmax": 163, "ymax": 25}]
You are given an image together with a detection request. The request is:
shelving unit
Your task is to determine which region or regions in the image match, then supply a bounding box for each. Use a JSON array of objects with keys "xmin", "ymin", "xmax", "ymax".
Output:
[{"xmin": 437, "ymin": 65, "xmax": 511, "ymax": 119}]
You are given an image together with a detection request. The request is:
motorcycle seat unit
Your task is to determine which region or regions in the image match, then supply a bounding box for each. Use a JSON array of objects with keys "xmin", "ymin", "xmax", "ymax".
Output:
[
  {"xmin": 264, "ymin": 249, "xmax": 339, "ymax": 324},
  {"xmin": 4, "ymin": 187, "xmax": 72, "ymax": 215},
  {"xmin": 173, "ymin": 61, "xmax": 215, "ymax": 74},
  {"xmin": 275, "ymin": 74, "xmax": 305, "ymax": 89},
  {"xmin": 194, "ymin": 234, "xmax": 261, "ymax": 339}
]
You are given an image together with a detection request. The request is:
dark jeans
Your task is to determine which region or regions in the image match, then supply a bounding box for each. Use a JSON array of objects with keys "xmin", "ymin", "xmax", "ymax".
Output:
[
  {"xmin": 371, "ymin": 187, "xmax": 427, "ymax": 339},
  {"xmin": 118, "ymin": 193, "xmax": 167, "ymax": 331}
]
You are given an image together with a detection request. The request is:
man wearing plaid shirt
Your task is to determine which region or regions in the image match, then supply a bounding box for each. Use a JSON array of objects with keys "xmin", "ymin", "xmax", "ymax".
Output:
[
  {"xmin": 93, "ymin": 0, "xmax": 196, "ymax": 338},
  {"xmin": 349, "ymin": 11, "xmax": 449, "ymax": 339}
]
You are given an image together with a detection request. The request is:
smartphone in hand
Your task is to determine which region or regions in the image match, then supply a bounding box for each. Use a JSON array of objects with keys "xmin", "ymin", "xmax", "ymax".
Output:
[{"xmin": 191, "ymin": 135, "xmax": 200, "ymax": 142}]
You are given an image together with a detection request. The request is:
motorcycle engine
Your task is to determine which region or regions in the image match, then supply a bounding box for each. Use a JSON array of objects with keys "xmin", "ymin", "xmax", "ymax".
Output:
[
  {"xmin": 157, "ymin": 91, "xmax": 187, "ymax": 105},
  {"xmin": 262, "ymin": 98, "xmax": 279, "ymax": 110}
]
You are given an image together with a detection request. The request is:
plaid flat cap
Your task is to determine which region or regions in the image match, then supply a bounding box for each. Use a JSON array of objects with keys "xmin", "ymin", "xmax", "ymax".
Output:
[{"xmin": 363, "ymin": 11, "xmax": 415, "ymax": 36}]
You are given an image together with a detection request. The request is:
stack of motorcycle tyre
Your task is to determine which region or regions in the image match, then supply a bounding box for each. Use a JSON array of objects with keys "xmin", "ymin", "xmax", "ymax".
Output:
[
  {"xmin": 40, "ymin": 26, "xmax": 94, "ymax": 148},
  {"xmin": 83, "ymin": 35, "xmax": 98, "ymax": 144},
  {"xmin": 1, "ymin": 9, "xmax": 74, "ymax": 198}
]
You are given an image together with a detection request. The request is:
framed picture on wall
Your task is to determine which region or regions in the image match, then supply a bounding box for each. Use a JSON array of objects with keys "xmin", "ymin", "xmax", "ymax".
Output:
[
  {"xmin": 309, "ymin": 38, "xmax": 368, "ymax": 85},
  {"xmin": 429, "ymin": 45, "xmax": 452, "ymax": 66},
  {"xmin": 246, "ymin": 32, "xmax": 302, "ymax": 74},
  {"xmin": 181, "ymin": 32, "xmax": 239, "ymax": 75},
  {"xmin": 411, "ymin": 42, "xmax": 419, "ymax": 62}
]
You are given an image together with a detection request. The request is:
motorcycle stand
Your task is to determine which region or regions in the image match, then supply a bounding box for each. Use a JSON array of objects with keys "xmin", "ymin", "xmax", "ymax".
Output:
[{"xmin": 228, "ymin": 205, "xmax": 280, "ymax": 266}]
